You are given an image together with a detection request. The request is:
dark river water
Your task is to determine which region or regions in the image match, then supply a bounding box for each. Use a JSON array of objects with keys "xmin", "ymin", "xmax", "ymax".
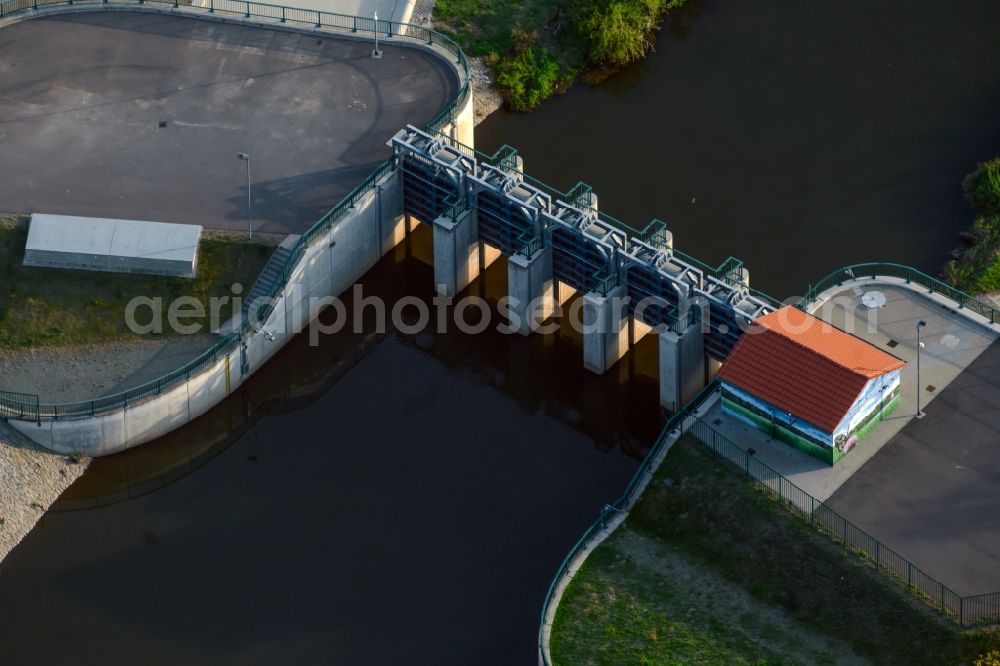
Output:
[
  {"xmin": 0, "ymin": 231, "xmax": 655, "ymax": 665},
  {"xmin": 477, "ymin": 0, "xmax": 1000, "ymax": 297},
  {"xmin": 2, "ymin": 1, "xmax": 1000, "ymax": 664}
]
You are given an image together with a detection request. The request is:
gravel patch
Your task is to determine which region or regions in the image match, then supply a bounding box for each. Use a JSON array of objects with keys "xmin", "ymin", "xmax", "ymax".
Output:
[
  {"xmin": 0, "ymin": 334, "xmax": 219, "ymax": 404},
  {"xmin": 0, "ymin": 420, "xmax": 89, "ymax": 564},
  {"xmin": 405, "ymin": 0, "xmax": 504, "ymax": 126},
  {"xmin": 469, "ymin": 57, "xmax": 503, "ymax": 126}
]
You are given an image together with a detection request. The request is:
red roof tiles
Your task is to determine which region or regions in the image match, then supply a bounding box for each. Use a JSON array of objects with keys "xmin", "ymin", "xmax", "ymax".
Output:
[{"xmin": 719, "ymin": 307, "xmax": 905, "ymax": 433}]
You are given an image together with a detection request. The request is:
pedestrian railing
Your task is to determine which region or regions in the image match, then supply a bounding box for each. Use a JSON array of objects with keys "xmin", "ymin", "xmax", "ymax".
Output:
[
  {"xmin": 537, "ymin": 380, "xmax": 720, "ymax": 666},
  {"xmin": 686, "ymin": 416, "xmax": 1000, "ymax": 627},
  {"xmin": 538, "ymin": 389, "xmax": 1000, "ymax": 665},
  {"xmin": 802, "ymin": 262, "xmax": 1000, "ymax": 325},
  {"xmin": 0, "ymin": 0, "xmax": 470, "ymax": 421}
]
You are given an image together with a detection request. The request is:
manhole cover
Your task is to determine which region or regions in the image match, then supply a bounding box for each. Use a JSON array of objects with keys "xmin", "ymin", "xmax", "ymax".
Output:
[
  {"xmin": 713, "ymin": 419, "xmax": 722, "ymax": 426},
  {"xmin": 886, "ymin": 339, "xmax": 898, "ymax": 348},
  {"xmin": 926, "ymin": 385, "xmax": 937, "ymax": 393}
]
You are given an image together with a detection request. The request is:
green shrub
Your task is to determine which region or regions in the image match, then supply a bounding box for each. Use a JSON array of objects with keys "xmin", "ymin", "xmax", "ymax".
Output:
[
  {"xmin": 495, "ymin": 45, "xmax": 562, "ymax": 111},
  {"xmin": 963, "ymin": 158, "xmax": 1000, "ymax": 216},
  {"xmin": 974, "ymin": 249, "xmax": 1000, "ymax": 292},
  {"xmin": 975, "ymin": 649, "xmax": 1000, "ymax": 666},
  {"xmin": 946, "ymin": 215, "xmax": 1000, "ymax": 292},
  {"xmin": 578, "ymin": 0, "xmax": 658, "ymax": 66}
]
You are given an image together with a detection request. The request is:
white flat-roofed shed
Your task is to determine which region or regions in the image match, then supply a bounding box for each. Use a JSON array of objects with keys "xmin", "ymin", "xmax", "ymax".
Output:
[{"xmin": 23, "ymin": 214, "xmax": 202, "ymax": 278}]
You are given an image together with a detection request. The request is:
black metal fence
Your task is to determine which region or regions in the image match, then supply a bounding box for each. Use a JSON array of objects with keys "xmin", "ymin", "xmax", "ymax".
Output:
[{"xmin": 687, "ymin": 415, "xmax": 1000, "ymax": 627}]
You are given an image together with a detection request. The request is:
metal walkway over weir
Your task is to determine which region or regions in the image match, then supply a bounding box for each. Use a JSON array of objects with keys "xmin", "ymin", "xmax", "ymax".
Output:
[{"xmin": 389, "ymin": 125, "xmax": 781, "ymax": 361}]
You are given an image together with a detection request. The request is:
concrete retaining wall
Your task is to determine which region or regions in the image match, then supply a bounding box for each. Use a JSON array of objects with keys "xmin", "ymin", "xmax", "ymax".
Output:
[
  {"xmin": 9, "ymin": 169, "xmax": 411, "ymax": 456},
  {"xmin": 2, "ymin": 3, "xmax": 474, "ymax": 456}
]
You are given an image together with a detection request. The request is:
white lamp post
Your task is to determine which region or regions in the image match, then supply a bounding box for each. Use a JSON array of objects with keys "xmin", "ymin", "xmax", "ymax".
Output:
[
  {"xmin": 916, "ymin": 320, "xmax": 927, "ymax": 417},
  {"xmin": 372, "ymin": 8, "xmax": 382, "ymax": 59}
]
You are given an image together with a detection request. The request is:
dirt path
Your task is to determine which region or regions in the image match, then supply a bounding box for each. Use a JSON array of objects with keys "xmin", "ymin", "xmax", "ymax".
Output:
[{"xmin": 611, "ymin": 529, "xmax": 870, "ymax": 666}]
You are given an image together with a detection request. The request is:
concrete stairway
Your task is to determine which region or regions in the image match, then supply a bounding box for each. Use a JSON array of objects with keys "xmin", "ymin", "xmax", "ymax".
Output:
[{"xmin": 242, "ymin": 234, "xmax": 300, "ymax": 324}]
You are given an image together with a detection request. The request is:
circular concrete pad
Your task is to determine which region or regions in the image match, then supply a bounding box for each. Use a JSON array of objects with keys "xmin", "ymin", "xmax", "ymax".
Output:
[{"xmin": 0, "ymin": 12, "xmax": 459, "ymax": 234}]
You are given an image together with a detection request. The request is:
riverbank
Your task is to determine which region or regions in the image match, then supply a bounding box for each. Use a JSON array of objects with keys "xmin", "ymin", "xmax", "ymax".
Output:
[
  {"xmin": 435, "ymin": 0, "xmax": 687, "ymax": 111},
  {"xmin": 0, "ymin": 421, "xmax": 89, "ymax": 565},
  {"xmin": 945, "ymin": 158, "xmax": 1000, "ymax": 293},
  {"xmin": 551, "ymin": 438, "xmax": 1000, "ymax": 664}
]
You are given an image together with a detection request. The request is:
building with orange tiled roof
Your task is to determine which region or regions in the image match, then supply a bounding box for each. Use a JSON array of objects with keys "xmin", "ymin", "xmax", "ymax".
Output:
[{"xmin": 718, "ymin": 306, "xmax": 906, "ymax": 465}]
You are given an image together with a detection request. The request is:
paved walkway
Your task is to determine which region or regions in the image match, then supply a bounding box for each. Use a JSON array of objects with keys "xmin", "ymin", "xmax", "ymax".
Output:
[
  {"xmin": 827, "ymin": 337, "xmax": 1000, "ymax": 596},
  {"xmin": 704, "ymin": 284, "xmax": 1000, "ymax": 596},
  {"xmin": 0, "ymin": 12, "xmax": 457, "ymax": 235},
  {"xmin": 707, "ymin": 285, "xmax": 997, "ymax": 501}
]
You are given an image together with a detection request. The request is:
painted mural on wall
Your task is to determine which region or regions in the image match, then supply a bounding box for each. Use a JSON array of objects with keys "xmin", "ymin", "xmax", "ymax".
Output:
[{"xmin": 720, "ymin": 370, "xmax": 901, "ymax": 465}]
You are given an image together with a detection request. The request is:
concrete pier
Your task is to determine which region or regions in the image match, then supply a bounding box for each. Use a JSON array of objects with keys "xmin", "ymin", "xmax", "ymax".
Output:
[
  {"xmin": 433, "ymin": 207, "xmax": 480, "ymax": 297},
  {"xmin": 507, "ymin": 247, "xmax": 555, "ymax": 335},
  {"xmin": 659, "ymin": 314, "xmax": 706, "ymax": 412},
  {"xmin": 583, "ymin": 286, "xmax": 630, "ymax": 374}
]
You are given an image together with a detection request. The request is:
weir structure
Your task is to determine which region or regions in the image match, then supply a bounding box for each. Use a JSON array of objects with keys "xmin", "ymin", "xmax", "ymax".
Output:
[
  {"xmin": 0, "ymin": 1, "xmax": 801, "ymax": 456},
  {"xmin": 390, "ymin": 124, "xmax": 780, "ymax": 408}
]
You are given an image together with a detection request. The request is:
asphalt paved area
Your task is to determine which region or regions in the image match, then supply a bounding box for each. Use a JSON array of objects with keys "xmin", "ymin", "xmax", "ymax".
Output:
[
  {"xmin": 827, "ymin": 338, "xmax": 1000, "ymax": 596},
  {"xmin": 0, "ymin": 12, "xmax": 457, "ymax": 234}
]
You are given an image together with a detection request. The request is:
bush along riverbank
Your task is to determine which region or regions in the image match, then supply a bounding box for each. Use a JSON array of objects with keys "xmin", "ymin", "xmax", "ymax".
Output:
[
  {"xmin": 434, "ymin": 0, "xmax": 687, "ymax": 111},
  {"xmin": 945, "ymin": 158, "xmax": 1000, "ymax": 293}
]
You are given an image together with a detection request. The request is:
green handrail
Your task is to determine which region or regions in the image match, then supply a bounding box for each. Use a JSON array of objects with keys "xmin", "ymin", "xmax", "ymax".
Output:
[
  {"xmin": 0, "ymin": 0, "xmax": 470, "ymax": 420},
  {"xmin": 800, "ymin": 262, "xmax": 999, "ymax": 326},
  {"xmin": 537, "ymin": 380, "xmax": 720, "ymax": 665}
]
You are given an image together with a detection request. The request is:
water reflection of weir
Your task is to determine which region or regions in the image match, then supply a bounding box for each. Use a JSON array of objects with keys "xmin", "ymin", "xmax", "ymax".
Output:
[{"xmin": 55, "ymin": 225, "xmax": 663, "ymax": 510}]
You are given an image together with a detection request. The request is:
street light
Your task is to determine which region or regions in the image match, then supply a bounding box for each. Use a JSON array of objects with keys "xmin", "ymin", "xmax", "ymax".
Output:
[
  {"xmin": 237, "ymin": 152, "xmax": 252, "ymax": 239},
  {"xmin": 371, "ymin": 9, "xmax": 382, "ymax": 59},
  {"xmin": 916, "ymin": 320, "xmax": 927, "ymax": 417}
]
